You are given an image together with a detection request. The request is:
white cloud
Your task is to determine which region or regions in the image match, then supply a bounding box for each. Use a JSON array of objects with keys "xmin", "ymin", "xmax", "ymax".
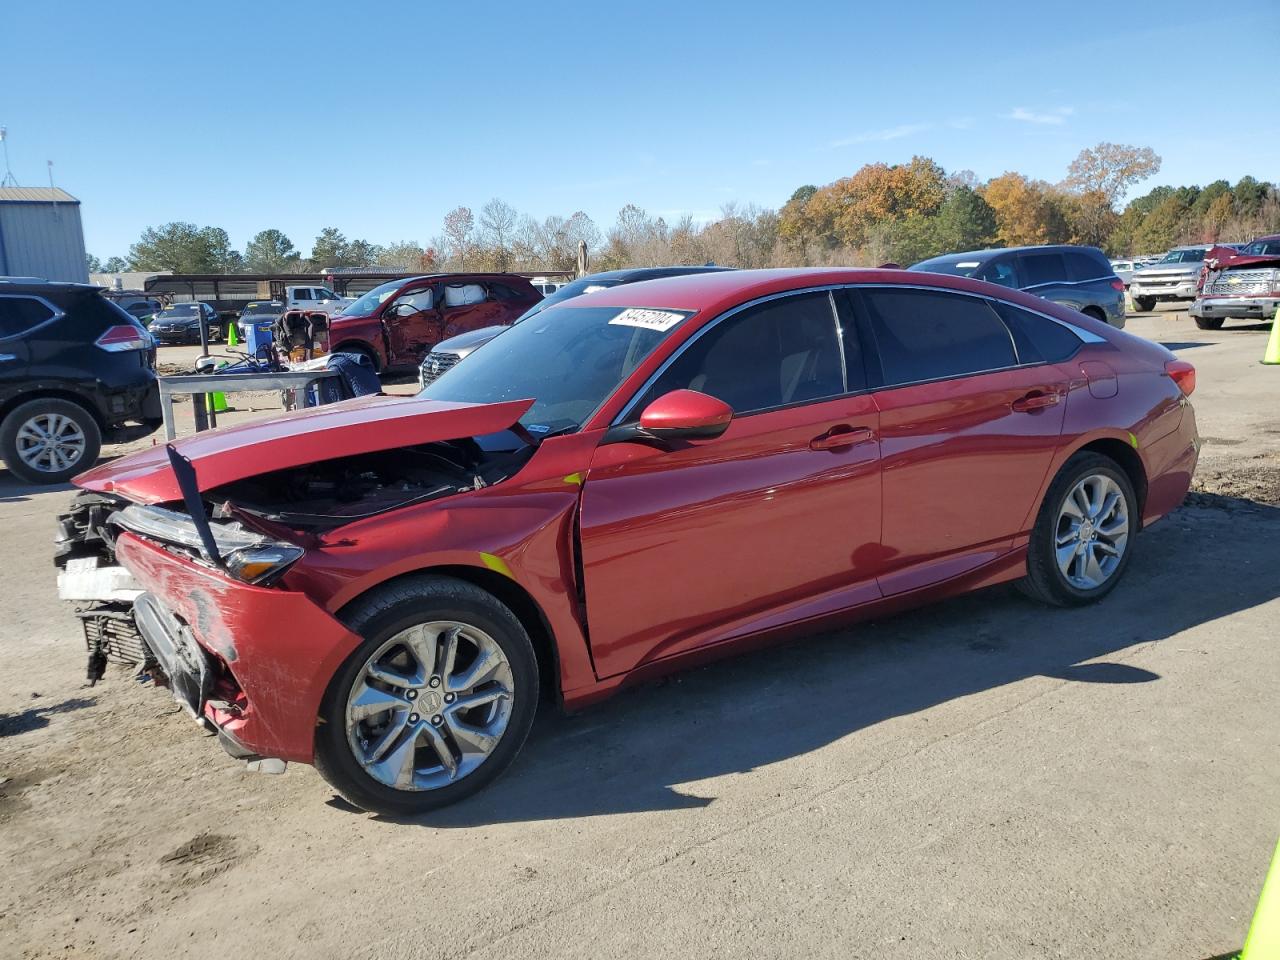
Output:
[
  {"xmin": 829, "ymin": 123, "xmax": 931, "ymax": 147},
  {"xmin": 1004, "ymin": 106, "xmax": 1075, "ymax": 125}
]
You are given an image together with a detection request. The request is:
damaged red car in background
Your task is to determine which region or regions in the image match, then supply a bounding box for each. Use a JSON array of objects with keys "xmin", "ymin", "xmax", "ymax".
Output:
[{"xmin": 53, "ymin": 269, "xmax": 1200, "ymax": 814}]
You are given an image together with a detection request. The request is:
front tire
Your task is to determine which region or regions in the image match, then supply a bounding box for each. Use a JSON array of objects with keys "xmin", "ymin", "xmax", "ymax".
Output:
[
  {"xmin": 1194, "ymin": 317, "xmax": 1225, "ymax": 330},
  {"xmin": 314, "ymin": 575, "xmax": 539, "ymax": 815},
  {"xmin": 1018, "ymin": 452, "xmax": 1137, "ymax": 607},
  {"xmin": 1132, "ymin": 296, "xmax": 1156, "ymax": 312},
  {"xmin": 0, "ymin": 398, "xmax": 102, "ymax": 484}
]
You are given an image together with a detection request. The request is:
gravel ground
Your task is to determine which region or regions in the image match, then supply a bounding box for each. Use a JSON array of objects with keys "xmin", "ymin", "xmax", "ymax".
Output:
[{"xmin": 1, "ymin": 307, "xmax": 1277, "ymax": 960}]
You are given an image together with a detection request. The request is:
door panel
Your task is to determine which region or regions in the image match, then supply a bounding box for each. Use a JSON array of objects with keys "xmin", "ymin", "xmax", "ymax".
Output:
[
  {"xmin": 383, "ymin": 287, "xmax": 440, "ymax": 363},
  {"xmin": 440, "ymin": 300, "xmax": 504, "ymax": 342},
  {"xmin": 875, "ymin": 365, "xmax": 1068, "ymax": 592},
  {"xmin": 580, "ymin": 395, "xmax": 883, "ymax": 678}
]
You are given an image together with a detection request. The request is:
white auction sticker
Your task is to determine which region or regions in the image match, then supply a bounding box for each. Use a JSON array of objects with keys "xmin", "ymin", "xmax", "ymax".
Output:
[{"xmin": 608, "ymin": 308, "xmax": 687, "ymax": 332}]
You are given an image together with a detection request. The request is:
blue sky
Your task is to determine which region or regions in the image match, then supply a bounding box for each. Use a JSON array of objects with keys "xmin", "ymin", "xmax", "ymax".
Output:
[{"xmin": 3, "ymin": 0, "xmax": 1277, "ymax": 260}]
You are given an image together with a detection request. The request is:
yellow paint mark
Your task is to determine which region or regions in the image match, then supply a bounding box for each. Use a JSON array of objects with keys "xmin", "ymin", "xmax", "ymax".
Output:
[
  {"xmin": 1128, "ymin": 432, "xmax": 1139, "ymax": 449},
  {"xmin": 480, "ymin": 552, "xmax": 514, "ymax": 579},
  {"xmin": 562, "ymin": 472, "xmax": 583, "ymax": 486}
]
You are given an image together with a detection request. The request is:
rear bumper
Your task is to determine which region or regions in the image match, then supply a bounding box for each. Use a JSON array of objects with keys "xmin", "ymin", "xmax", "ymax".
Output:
[
  {"xmin": 1190, "ymin": 296, "xmax": 1280, "ymax": 320},
  {"xmin": 115, "ymin": 531, "xmax": 364, "ymax": 763}
]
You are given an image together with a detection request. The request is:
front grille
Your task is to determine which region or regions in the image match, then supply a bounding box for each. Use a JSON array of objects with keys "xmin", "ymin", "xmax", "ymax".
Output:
[
  {"xmin": 1206, "ymin": 269, "xmax": 1277, "ymax": 297},
  {"xmin": 420, "ymin": 351, "xmax": 461, "ymax": 385}
]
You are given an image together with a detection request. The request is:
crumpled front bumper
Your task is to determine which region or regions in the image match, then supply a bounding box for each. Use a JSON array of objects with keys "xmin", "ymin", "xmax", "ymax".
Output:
[{"xmin": 115, "ymin": 531, "xmax": 364, "ymax": 763}]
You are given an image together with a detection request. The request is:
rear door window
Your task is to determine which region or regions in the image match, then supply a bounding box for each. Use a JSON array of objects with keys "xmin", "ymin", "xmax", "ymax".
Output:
[
  {"xmin": 0, "ymin": 296, "xmax": 56, "ymax": 339},
  {"xmin": 857, "ymin": 288, "xmax": 1018, "ymax": 386},
  {"xmin": 1019, "ymin": 252, "xmax": 1068, "ymax": 287},
  {"xmin": 294, "ymin": 288, "xmax": 312, "ymax": 300}
]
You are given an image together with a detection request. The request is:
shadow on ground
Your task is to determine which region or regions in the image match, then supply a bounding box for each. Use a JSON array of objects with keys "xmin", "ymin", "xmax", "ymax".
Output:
[
  {"xmin": 365, "ymin": 495, "xmax": 1280, "ymax": 827},
  {"xmin": 0, "ymin": 696, "xmax": 97, "ymax": 737}
]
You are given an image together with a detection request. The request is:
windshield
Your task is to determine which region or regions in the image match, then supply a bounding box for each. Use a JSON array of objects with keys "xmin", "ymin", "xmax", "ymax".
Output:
[
  {"xmin": 514, "ymin": 276, "xmax": 622, "ymax": 322},
  {"xmin": 156, "ymin": 304, "xmax": 199, "ymax": 319},
  {"xmin": 418, "ymin": 304, "xmax": 692, "ymax": 433},
  {"xmin": 341, "ymin": 280, "xmax": 405, "ymax": 316},
  {"xmin": 1157, "ymin": 249, "xmax": 1206, "ymax": 264},
  {"xmin": 1243, "ymin": 239, "xmax": 1280, "ymax": 256},
  {"xmin": 908, "ymin": 256, "xmax": 986, "ymax": 277},
  {"xmin": 242, "ymin": 302, "xmax": 282, "ymax": 316}
]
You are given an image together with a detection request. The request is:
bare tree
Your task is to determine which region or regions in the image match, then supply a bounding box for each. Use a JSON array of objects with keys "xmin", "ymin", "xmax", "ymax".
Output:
[
  {"xmin": 478, "ymin": 199, "xmax": 518, "ymax": 271},
  {"xmin": 442, "ymin": 206, "xmax": 475, "ymax": 269}
]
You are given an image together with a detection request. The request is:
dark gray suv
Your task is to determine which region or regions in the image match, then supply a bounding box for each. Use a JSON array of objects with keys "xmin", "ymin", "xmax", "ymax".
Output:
[{"xmin": 909, "ymin": 245, "xmax": 1126, "ymax": 327}]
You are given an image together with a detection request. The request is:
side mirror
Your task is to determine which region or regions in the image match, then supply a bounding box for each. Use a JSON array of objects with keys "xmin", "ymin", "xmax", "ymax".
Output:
[{"xmin": 604, "ymin": 389, "xmax": 733, "ymax": 446}]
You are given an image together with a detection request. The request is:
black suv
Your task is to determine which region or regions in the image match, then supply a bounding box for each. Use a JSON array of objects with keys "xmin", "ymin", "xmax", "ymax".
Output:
[
  {"xmin": 0, "ymin": 280, "xmax": 161, "ymax": 484},
  {"xmin": 909, "ymin": 245, "xmax": 1126, "ymax": 327}
]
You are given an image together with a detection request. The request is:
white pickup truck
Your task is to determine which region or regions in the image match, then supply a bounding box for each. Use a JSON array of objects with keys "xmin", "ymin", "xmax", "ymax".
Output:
[{"xmin": 283, "ymin": 285, "xmax": 353, "ymax": 315}]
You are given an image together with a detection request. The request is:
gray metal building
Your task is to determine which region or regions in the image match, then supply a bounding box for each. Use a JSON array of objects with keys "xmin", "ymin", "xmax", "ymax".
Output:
[{"xmin": 0, "ymin": 187, "xmax": 89, "ymax": 283}]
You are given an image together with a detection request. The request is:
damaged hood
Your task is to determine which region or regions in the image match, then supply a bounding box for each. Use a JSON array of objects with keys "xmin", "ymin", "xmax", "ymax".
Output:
[{"xmin": 74, "ymin": 395, "xmax": 534, "ymax": 504}]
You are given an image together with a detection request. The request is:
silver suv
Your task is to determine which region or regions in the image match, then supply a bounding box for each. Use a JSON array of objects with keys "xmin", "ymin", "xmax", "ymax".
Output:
[{"xmin": 1128, "ymin": 245, "xmax": 1211, "ymax": 312}]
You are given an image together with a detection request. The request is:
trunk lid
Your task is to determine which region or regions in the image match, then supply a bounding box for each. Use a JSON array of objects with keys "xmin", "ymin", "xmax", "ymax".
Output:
[{"xmin": 73, "ymin": 395, "xmax": 534, "ymax": 504}]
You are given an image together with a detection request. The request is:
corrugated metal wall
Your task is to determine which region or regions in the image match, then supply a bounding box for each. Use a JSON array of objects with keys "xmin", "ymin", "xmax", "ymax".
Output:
[{"xmin": 0, "ymin": 201, "xmax": 89, "ymax": 283}]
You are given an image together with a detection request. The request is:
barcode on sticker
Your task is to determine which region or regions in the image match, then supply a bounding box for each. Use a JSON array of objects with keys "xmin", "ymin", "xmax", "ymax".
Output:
[{"xmin": 608, "ymin": 309, "xmax": 686, "ymax": 332}]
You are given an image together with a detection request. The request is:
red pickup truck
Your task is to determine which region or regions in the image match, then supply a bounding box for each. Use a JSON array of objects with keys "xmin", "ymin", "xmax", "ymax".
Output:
[
  {"xmin": 1191, "ymin": 235, "xmax": 1280, "ymax": 330},
  {"xmin": 328, "ymin": 274, "xmax": 541, "ymax": 372}
]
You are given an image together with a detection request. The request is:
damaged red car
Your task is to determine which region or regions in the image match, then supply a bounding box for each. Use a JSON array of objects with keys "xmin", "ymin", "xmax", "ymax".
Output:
[{"xmin": 54, "ymin": 269, "xmax": 1200, "ymax": 813}]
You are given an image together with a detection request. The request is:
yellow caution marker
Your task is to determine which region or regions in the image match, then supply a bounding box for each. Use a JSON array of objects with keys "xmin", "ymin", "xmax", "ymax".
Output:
[
  {"xmin": 226, "ymin": 320, "xmax": 239, "ymax": 347},
  {"xmin": 1263, "ymin": 307, "xmax": 1280, "ymax": 365},
  {"xmin": 205, "ymin": 391, "xmax": 228, "ymax": 414},
  {"xmin": 1243, "ymin": 838, "xmax": 1280, "ymax": 960},
  {"xmin": 479, "ymin": 552, "xmax": 514, "ymax": 579},
  {"xmin": 562, "ymin": 472, "xmax": 583, "ymax": 486}
]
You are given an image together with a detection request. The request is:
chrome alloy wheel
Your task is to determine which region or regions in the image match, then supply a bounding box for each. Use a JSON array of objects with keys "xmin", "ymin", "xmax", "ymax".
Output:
[
  {"xmin": 1055, "ymin": 473, "xmax": 1130, "ymax": 590},
  {"xmin": 15, "ymin": 412, "xmax": 87, "ymax": 474},
  {"xmin": 345, "ymin": 621, "xmax": 515, "ymax": 791}
]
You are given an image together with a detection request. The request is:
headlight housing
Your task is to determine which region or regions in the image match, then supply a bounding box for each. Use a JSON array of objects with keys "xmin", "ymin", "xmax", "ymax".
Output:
[{"xmin": 112, "ymin": 504, "xmax": 304, "ymax": 585}]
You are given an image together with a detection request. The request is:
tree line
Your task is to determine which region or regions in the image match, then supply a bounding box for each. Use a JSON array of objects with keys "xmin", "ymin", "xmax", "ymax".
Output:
[{"xmin": 88, "ymin": 143, "xmax": 1280, "ymax": 277}]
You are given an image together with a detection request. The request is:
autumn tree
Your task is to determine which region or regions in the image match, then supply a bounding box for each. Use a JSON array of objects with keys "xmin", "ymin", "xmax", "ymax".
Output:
[
  {"xmin": 477, "ymin": 199, "xmax": 519, "ymax": 271},
  {"xmin": 983, "ymin": 173, "xmax": 1068, "ymax": 247}
]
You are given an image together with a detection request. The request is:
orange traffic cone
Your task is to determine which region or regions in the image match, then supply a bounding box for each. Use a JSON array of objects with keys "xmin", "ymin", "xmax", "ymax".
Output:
[{"xmin": 1263, "ymin": 307, "xmax": 1280, "ymax": 365}]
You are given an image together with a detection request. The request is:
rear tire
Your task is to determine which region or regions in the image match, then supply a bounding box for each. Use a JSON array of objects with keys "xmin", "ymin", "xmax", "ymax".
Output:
[
  {"xmin": 1194, "ymin": 317, "xmax": 1225, "ymax": 330},
  {"xmin": 1017, "ymin": 452, "xmax": 1137, "ymax": 607},
  {"xmin": 0, "ymin": 398, "xmax": 102, "ymax": 485},
  {"xmin": 314, "ymin": 575, "xmax": 539, "ymax": 815},
  {"xmin": 1132, "ymin": 296, "xmax": 1156, "ymax": 312},
  {"xmin": 1082, "ymin": 306, "xmax": 1107, "ymax": 324}
]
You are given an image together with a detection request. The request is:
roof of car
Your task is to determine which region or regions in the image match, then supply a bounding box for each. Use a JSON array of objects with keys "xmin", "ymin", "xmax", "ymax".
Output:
[
  {"xmin": 914, "ymin": 245, "xmax": 1105, "ymax": 265},
  {"xmin": 0, "ymin": 278, "xmax": 102, "ymax": 293},
  {"xmin": 566, "ymin": 267, "xmax": 1085, "ymax": 325},
  {"xmin": 580, "ymin": 266, "xmax": 733, "ymax": 283}
]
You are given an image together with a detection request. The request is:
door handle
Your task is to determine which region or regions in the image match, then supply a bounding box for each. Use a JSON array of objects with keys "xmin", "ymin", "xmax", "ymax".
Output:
[
  {"xmin": 1011, "ymin": 390, "xmax": 1062, "ymax": 413},
  {"xmin": 810, "ymin": 426, "xmax": 874, "ymax": 451}
]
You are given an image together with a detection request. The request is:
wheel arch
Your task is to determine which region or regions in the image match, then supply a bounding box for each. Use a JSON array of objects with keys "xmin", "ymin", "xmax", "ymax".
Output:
[
  {"xmin": 334, "ymin": 564, "xmax": 564, "ymax": 706},
  {"xmin": 0, "ymin": 389, "xmax": 106, "ymax": 431},
  {"xmin": 331, "ymin": 339, "xmax": 382, "ymax": 372},
  {"xmin": 1062, "ymin": 435, "xmax": 1148, "ymax": 526}
]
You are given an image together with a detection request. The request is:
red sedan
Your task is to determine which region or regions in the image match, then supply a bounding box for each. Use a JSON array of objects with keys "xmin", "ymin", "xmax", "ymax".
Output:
[{"xmin": 59, "ymin": 268, "xmax": 1199, "ymax": 813}]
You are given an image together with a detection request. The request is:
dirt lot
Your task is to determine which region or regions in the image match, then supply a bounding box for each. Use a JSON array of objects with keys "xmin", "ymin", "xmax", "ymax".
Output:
[{"xmin": 2, "ymin": 308, "xmax": 1278, "ymax": 959}]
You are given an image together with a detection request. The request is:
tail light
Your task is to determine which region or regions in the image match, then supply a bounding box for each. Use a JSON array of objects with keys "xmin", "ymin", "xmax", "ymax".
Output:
[
  {"xmin": 1165, "ymin": 359, "xmax": 1196, "ymax": 397},
  {"xmin": 95, "ymin": 324, "xmax": 149, "ymax": 352},
  {"xmin": 1110, "ymin": 278, "xmax": 1125, "ymax": 292}
]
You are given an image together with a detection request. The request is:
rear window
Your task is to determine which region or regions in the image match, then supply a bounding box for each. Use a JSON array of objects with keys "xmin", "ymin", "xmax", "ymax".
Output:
[
  {"xmin": 0, "ymin": 296, "xmax": 56, "ymax": 339},
  {"xmin": 859, "ymin": 288, "xmax": 1017, "ymax": 385}
]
